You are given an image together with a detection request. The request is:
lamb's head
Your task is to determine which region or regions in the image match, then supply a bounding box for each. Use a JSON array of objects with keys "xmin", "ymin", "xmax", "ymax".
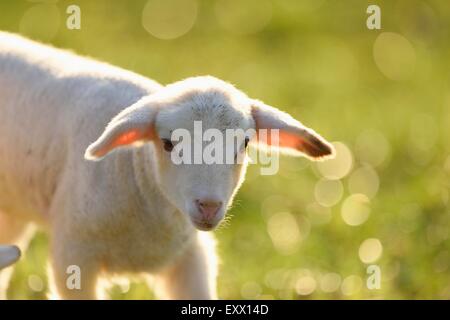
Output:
[{"xmin": 85, "ymin": 76, "xmax": 334, "ymax": 231}]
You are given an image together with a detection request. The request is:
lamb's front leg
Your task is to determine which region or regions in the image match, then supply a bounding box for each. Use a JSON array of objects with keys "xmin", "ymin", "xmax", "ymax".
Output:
[
  {"xmin": 155, "ymin": 232, "xmax": 218, "ymax": 300},
  {"xmin": 50, "ymin": 237, "xmax": 100, "ymax": 300}
]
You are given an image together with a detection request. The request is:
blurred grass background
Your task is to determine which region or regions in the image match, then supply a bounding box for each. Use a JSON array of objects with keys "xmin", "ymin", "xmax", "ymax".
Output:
[{"xmin": 1, "ymin": 0, "xmax": 449, "ymax": 299}]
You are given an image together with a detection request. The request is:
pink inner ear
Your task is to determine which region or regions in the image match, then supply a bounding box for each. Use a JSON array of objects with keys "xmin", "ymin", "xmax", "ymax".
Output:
[
  {"xmin": 261, "ymin": 129, "xmax": 333, "ymax": 158},
  {"xmin": 114, "ymin": 129, "xmax": 142, "ymax": 146},
  {"xmin": 258, "ymin": 129, "xmax": 300, "ymax": 149},
  {"xmin": 93, "ymin": 128, "xmax": 152, "ymax": 158},
  {"xmin": 278, "ymin": 130, "xmax": 302, "ymax": 149}
]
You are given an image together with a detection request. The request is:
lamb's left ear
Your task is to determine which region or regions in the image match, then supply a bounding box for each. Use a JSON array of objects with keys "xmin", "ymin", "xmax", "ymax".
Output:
[
  {"xmin": 251, "ymin": 100, "xmax": 335, "ymax": 160},
  {"xmin": 85, "ymin": 99, "xmax": 158, "ymax": 161}
]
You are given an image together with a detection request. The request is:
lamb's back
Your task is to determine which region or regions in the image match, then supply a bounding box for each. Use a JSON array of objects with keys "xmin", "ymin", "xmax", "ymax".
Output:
[{"xmin": 0, "ymin": 32, "xmax": 162, "ymax": 219}]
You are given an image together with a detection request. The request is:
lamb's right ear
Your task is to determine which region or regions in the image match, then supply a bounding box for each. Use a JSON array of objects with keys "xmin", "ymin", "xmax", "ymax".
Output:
[
  {"xmin": 0, "ymin": 245, "xmax": 21, "ymax": 270},
  {"xmin": 85, "ymin": 99, "xmax": 158, "ymax": 161},
  {"xmin": 251, "ymin": 100, "xmax": 335, "ymax": 160}
]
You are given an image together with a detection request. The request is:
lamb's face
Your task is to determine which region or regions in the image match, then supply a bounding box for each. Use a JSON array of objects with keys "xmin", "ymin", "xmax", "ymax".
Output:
[
  {"xmin": 152, "ymin": 90, "xmax": 255, "ymax": 231},
  {"xmin": 85, "ymin": 76, "xmax": 335, "ymax": 232}
]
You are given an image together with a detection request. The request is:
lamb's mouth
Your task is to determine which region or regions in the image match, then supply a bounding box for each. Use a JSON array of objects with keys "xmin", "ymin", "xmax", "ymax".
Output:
[{"xmin": 191, "ymin": 219, "xmax": 218, "ymax": 231}]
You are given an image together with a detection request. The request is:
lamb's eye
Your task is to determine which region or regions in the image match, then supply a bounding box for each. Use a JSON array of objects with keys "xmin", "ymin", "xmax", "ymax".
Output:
[
  {"xmin": 244, "ymin": 137, "xmax": 249, "ymax": 149},
  {"xmin": 162, "ymin": 139, "xmax": 174, "ymax": 152}
]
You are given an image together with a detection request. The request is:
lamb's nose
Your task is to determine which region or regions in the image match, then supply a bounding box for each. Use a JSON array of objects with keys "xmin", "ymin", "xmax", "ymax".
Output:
[{"xmin": 195, "ymin": 199, "xmax": 222, "ymax": 220}]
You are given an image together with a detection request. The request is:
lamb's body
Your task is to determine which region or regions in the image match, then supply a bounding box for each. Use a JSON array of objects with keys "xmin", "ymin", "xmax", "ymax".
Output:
[{"xmin": 0, "ymin": 32, "xmax": 210, "ymax": 299}]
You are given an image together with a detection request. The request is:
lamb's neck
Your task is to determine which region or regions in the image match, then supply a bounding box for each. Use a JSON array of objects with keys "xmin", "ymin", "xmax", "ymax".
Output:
[{"xmin": 129, "ymin": 145, "xmax": 190, "ymax": 229}]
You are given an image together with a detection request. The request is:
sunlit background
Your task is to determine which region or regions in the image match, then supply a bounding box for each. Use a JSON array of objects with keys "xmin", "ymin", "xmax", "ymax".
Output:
[{"xmin": 1, "ymin": 0, "xmax": 449, "ymax": 299}]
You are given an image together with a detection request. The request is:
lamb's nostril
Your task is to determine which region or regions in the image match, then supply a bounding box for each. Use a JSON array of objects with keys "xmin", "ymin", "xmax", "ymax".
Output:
[{"xmin": 195, "ymin": 199, "xmax": 222, "ymax": 220}]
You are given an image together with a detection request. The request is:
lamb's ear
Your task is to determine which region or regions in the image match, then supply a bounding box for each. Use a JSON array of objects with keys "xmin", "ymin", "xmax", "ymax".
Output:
[
  {"xmin": 251, "ymin": 100, "xmax": 335, "ymax": 160},
  {"xmin": 85, "ymin": 100, "xmax": 158, "ymax": 161}
]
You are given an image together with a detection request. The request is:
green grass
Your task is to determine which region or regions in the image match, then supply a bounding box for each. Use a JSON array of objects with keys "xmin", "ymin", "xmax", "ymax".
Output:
[{"xmin": 2, "ymin": 0, "xmax": 449, "ymax": 299}]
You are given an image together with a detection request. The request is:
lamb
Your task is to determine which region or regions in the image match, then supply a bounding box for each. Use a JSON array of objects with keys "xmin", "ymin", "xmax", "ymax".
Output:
[{"xmin": 0, "ymin": 31, "xmax": 334, "ymax": 299}]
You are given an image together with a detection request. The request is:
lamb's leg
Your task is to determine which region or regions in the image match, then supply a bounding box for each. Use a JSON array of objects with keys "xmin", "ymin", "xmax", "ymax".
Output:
[
  {"xmin": 154, "ymin": 232, "xmax": 218, "ymax": 300},
  {"xmin": 0, "ymin": 211, "xmax": 31, "ymax": 299},
  {"xmin": 49, "ymin": 236, "xmax": 100, "ymax": 300}
]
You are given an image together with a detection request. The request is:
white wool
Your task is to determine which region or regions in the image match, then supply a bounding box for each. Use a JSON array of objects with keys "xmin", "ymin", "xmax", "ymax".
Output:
[{"xmin": 0, "ymin": 32, "xmax": 333, "ymax": 299}]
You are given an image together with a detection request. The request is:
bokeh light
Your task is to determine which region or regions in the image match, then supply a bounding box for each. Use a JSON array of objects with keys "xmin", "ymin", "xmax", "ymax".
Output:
[
  {"xmin": 142, "ymin": 0, "xmax": 198, "ymax": 40},
  {"xmin": 264, "ymin": 269, "xmax": 289, "ymax": 290},
  {"xmin": 27, "ymin": 274, "xmax": 44, "ymax": 292},
  {"xmin": 373, "ymin": 32, "xmax": 416, "ymax": 80},
  {"xmin": 316, "ymin": 142, "xmax": 353, "ymax": 180},
  {"xmin": 314, "ymin": 178, "xmax": 344, "ymax": 207},
  {"xmin": 295, "ymin": 275, "xmax": 317, "ymax": 296},
  {"xmin": 341, "ymin": 194, "xmax": 371, "ymax": 226},
  {"xmin": 348, "ymin": 165, "xmax": 380, "ymax": 199},
  {"xmin": 341, "ymin": 275, "xmax": 362, "ymax": 296},
  {"xmin": 358, "ymin": 238, "xmax": 383, "ymax": 264},
  {"xmin": 319, "ymin": 273, "xmax": 342, "ymax": 293},
  {"xmin": 267, "ymin": 212, "xmax": 301, "ymax": 255}
]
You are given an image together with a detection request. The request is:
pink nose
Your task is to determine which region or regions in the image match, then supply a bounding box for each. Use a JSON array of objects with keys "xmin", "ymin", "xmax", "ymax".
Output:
[{"xmin": 195, "ymin": 199, "xmax": 222, "ymax": 220}]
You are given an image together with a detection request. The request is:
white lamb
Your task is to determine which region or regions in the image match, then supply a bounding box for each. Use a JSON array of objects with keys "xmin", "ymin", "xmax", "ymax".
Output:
[{"xmin": 0, "ymin": 32, "xmax": 334, "ymax": 299}]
